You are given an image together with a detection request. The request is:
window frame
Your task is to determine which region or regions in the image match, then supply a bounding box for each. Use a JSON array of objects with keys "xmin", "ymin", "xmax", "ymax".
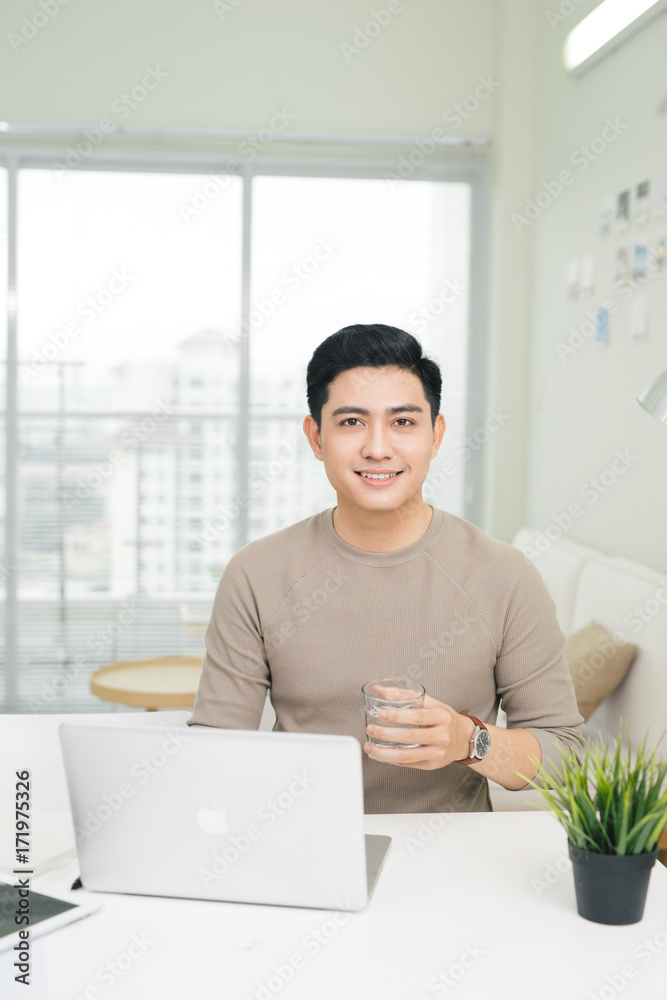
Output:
[{"xmin": 0, "ymin": 148, "xmax": 489, "ymax": 711}]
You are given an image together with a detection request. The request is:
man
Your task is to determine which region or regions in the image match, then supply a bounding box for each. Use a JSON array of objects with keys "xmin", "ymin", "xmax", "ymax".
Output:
[{"xmin": 188, "ymin": 323, "xmax": 584, "ymax": 813}]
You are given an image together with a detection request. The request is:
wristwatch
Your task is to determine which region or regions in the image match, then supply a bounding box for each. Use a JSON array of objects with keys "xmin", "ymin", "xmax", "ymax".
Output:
[{"xmin": 454, "ymin": 715, "xmax": 491, "ymax": 765}]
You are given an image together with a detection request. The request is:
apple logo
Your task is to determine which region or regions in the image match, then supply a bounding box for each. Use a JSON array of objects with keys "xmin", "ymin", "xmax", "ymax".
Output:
[{"xmin": 196, "ymin": 804, "xmax": 230, "ymax": 836}]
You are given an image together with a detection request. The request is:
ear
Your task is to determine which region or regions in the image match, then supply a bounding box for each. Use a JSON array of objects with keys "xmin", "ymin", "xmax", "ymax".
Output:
[
  {"xmin": 302, "ymin": 415, "xmax": 323, "ymax": 460},
  {"xmin": 431, "ymin": 413, "xmax": 446, "ymax": 459}
]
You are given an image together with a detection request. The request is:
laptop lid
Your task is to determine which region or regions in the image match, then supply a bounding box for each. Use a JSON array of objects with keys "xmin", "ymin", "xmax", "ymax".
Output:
[{"xmin": 58, "ymin": 722, "xmax": 390, "ymax": 912}]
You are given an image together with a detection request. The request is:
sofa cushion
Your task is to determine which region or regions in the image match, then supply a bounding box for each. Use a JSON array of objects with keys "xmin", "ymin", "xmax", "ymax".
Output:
[
  {"xmin": 570, "ymin": 557, "xmax": 667, "ymax": 746},
  {"xmin": 564, "ymin": 621, "xmax": 638, "ymax": 721}
]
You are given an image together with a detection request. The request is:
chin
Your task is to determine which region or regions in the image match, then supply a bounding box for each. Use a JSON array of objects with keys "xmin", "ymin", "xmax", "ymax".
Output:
[{"xmin": 347, "ymin": 479, "xmax": 413, "ymax": 504}]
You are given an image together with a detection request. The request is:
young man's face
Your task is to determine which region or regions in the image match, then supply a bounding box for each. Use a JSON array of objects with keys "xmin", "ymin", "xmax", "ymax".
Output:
[{"xmin": 303, "ymin": 365, "xmax": 446, "ymax": 514}]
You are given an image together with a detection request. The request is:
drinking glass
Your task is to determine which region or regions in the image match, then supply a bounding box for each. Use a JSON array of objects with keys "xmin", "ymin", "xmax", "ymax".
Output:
[{"xmin": 362, "ymin": 677, "xmax": 426, "ymax": 748}]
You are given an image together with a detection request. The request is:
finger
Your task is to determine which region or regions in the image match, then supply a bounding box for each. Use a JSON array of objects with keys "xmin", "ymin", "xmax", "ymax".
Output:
[
  {"xmin": 371, "ymin": 684, "xmax": 420, "ymax": 699},
  {"xmin": 422, "ymin": 694, "xmax": 449, "ymax": 709},
  {"xmin": 379, "ymin": 705, "xmax": 449, "ymax": 726},
  {"xmin": 363, "ymin": 742, "xmax": 434, "ymax": 766},
  {"xmin": 366, "ymin": 723, "xmax": 434, "ymax": 745}
]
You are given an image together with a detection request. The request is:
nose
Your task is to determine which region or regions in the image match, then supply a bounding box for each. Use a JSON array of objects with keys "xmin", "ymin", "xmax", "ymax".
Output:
[{"xmin": 360, "ymin": 422, "xmax": 395, "ymax": 462}]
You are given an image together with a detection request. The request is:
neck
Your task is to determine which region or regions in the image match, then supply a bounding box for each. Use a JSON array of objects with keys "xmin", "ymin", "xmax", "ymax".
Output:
[{"xmin": 332, "ymin": 500, "xmax": 433, "ymax": 553}]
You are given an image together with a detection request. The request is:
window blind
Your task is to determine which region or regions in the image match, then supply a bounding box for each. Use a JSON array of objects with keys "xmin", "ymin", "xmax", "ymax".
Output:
[{"xmin": 0, "ymin": 151, "xmax": 488, "ymax": 711}]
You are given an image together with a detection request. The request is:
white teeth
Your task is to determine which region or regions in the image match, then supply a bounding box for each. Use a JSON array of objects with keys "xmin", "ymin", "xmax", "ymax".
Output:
[{"xmin": 359, "ymin": 472, "xmax": 398, "ymax": 479}]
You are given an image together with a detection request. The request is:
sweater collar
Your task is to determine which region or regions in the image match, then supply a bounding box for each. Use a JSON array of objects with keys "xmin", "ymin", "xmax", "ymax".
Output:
[{"xmin": 320, "ymin": 505, "xmax": 446, "ymax": 566}]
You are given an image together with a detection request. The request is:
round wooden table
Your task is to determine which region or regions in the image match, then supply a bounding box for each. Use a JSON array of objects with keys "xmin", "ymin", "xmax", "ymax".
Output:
[{"xmin": 90, "ymin": 656, "xmax": 203, "ymax": 711}]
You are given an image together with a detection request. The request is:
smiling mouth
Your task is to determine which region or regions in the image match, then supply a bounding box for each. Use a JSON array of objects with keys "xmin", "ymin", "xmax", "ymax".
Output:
[{"xmin": 355, "ymin": 471, "xmax": 404, "ymax": 480}]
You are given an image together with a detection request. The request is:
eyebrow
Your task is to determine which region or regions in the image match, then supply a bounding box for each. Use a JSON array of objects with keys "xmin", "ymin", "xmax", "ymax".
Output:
[{"xmin": 330, "ymin": 404, "xmax": 425, "ymax": 417}]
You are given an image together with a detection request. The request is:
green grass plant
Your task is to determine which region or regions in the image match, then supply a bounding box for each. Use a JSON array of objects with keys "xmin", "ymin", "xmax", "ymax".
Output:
[{"xmin": 518, "ymin": 721, "xmax": 667, "ymax": 855}]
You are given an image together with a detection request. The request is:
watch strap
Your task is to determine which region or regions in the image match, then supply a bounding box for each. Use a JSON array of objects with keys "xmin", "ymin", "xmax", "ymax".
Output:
[{"xmin": 454, "ymin": 715, "xmax": 488, "ymax": 765}]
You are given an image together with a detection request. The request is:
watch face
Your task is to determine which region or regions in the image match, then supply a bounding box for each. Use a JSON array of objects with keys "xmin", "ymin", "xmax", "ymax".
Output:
[{"xmin": 475, "ymin": 729, "xmax": 491, "ymax": 758}]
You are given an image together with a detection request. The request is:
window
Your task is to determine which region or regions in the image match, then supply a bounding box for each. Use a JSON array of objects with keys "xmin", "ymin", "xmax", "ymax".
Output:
[
  {"xmin": 0, "ymin": 154, "xmax": 487, "ymax": 711},
  {"xmin": 248, "ymin": 174, "xmax": 476, "ymax": 538}
]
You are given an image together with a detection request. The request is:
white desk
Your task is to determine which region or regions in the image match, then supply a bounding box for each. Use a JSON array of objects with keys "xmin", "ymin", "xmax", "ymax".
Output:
[{"xmin": 2, "ymin": 714, "xmax": 667, "ymax": 1000}]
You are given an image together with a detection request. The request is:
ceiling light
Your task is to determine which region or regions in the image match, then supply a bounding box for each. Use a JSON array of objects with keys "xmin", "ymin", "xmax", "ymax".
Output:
[{"xmin": 564, "ymin": 0, "xmax": 667, "ymax": 75}]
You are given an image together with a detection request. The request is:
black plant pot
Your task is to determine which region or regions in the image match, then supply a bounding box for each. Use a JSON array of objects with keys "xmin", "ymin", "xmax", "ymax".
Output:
[{"xmin": 567, "ymin": 841, "xmax": 659, "ymax": 924}]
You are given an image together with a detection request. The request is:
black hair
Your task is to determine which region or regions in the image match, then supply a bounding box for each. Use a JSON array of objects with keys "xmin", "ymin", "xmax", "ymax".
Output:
[{"xmin": 306, "ymin": 323, "xmax": 442, "ymax": 432}]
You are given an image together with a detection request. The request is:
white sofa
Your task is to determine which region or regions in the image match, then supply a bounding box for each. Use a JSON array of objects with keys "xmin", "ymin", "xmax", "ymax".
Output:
[{"xmin": 489, "ymin": 527, "xmax": 667, "ymax": 811}]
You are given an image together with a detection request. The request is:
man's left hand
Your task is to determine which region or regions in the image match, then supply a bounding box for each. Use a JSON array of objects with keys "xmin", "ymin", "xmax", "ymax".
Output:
[{"xmin": 364, "ymin": 695, "xmax": 475, "ymax": 770}]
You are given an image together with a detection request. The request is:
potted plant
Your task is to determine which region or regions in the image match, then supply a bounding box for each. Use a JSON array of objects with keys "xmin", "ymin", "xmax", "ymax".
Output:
[{"xmin": 519, "ymin": 721, "xmax": 667, "ymax": 924}]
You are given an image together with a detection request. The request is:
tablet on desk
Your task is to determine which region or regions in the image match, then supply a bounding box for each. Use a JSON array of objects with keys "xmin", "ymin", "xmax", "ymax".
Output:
[{"xmin": 0, "ymin": 880, "xmax": 102, "ymax": 953}]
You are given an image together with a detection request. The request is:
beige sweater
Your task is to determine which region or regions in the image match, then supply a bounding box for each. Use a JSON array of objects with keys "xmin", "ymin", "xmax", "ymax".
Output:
[{"xmin": 188, "ymin": 505, "xmax": 585, "ymax": 814}]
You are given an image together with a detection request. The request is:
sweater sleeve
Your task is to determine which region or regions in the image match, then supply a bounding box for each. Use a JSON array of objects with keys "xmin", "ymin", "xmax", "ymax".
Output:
[
  {"xmin": 493, "ymin": 552, "xmax": 585, "ymax": 780},
  {"xmin": 187, "ymin": 552, "xmax": 270, "ymax": 730}
]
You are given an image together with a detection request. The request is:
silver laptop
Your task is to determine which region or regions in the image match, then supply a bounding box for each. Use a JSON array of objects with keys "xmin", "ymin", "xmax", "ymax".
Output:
[{"xmin": 58, "ymin": 721, "xmax": 391, "ymax": 912}]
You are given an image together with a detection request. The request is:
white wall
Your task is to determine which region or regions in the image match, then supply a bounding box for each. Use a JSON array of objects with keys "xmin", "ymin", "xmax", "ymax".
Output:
[
  {"xmin": 10, "ymin": 0, "xmax": 625, "ymax": 555},
  {"xmin": 482, "ymin": 0, "xmax": 539, "ymax": 543},
  {"xmin": 2, "ymin": 0, "xmax": 500, "ymax": 135},
  {"xmin": 4, "ymin": 0, "xmax": 538, "ymax": 541},
  {"xmin": 525, "ymin": 0, "xmax": 667, "ymax": 570}
]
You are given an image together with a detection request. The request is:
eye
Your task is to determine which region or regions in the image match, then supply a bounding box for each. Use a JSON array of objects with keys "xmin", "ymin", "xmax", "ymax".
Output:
[{"xmin": 340, "ymin": 418, "xmax": 414, "ymax": 426}]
